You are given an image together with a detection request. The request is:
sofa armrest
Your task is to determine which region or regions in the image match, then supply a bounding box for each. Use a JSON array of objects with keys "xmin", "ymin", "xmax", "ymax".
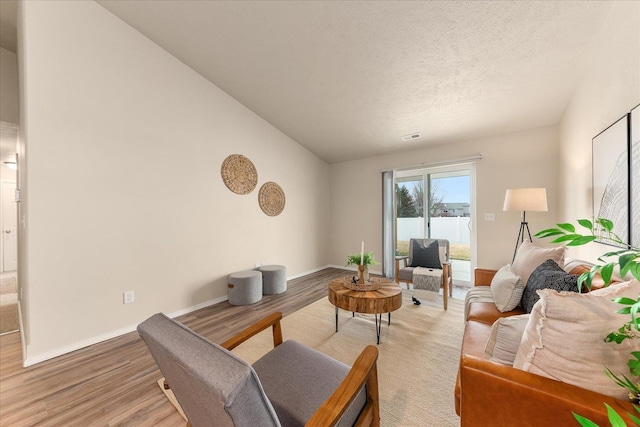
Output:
[
  {"xmin": 474, "ymin": 268, "xmax": 497, "ymax": 287},
  {"xmin": 459, "ymin": 354, "xmax": 636, "ymax": 427}
]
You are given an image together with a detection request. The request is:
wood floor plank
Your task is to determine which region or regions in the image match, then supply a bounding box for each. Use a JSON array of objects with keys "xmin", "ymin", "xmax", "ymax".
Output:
[{"xmin": 0, "ymin": 267, "xmax": 350, "ymax": 426}]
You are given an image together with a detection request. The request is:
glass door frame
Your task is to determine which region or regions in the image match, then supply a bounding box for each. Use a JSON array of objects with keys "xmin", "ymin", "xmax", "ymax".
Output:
[{"xmin": 394, "ymin": 163, "xmax": 477, "ymax": 287}]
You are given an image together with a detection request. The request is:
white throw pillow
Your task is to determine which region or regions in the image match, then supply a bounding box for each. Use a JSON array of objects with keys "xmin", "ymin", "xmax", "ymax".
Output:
[
  {"xmin": 484, "ymin": 314, "xmax": 530, "ymax": 366},
  {"xmin": 511, "ymin": 240, "xmax": 566, "ymax": 286},
  {"xmin": 513, "ymin": 279, "xmax": 640, "ymax": 400},
  {"xmin": 490, "ymin": 264, "xmax": 524, "ymax": 312}
]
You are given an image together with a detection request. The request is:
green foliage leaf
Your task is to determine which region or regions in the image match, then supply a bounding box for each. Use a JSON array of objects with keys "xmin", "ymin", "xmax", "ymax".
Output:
[
  {"xmin": 557, "ymin": 223, "xmax": 576, "ymax": 233},
  {"xmin": 605, "ymin": 403, "xmax": 628, "ymax": 427},
  {"xmin": 567, "ymin": 235, "xmax": 597, "ymax": 246},
  {"xmin": 612, "ymin": 297, "xmax": 638, "ymax": 306},
  {"xmin": 629, "ymin": 352, "xmax": 640, "ymax": 377},
  {"xmin": 573, "ymin": 412, "xmax": 600, "ymax": 427},
  {"xmin": 632, "ymin": 263, "xmax": 640, "ymax": 281},
  {"xmin": 598, "ymin": 218, "xmax": 615, "ymax": 232},
  {"xmin": 534, "ymin": 228, "xmax": 566, "ymax": 238},
  {"xmin": 620, "ymin": 253, "xmax": 637, "ymax": 269},
  {"xmin": 601, "ymin": 263, "xmax": 615, "ymax": 285},
  {"xmin": 605, "ymin": 330, "xmax": 628, "ymax": 344},
  {"xmin": 551, "ymin": 234, "xmax": 582, "ymax": 243},
  {"xmin": 578, "ymin": 219, "xmax": 594, "ymax": 229}
]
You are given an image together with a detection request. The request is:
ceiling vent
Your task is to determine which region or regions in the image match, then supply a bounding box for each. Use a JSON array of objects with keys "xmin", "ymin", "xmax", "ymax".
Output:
[{"xmin": 401, "ymin": 133, "xmax": 421, "ymax": 142}]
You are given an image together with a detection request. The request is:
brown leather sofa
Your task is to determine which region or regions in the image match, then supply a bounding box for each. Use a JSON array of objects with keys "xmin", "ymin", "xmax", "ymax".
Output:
[{"xmin": 455, "ymin": 266, "xmax": 636, "ymax": 426}]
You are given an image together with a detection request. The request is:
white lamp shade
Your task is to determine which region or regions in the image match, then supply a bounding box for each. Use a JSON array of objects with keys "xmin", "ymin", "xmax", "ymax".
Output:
[{"xmin": 503, "ymin": 188, "xmax": 548, "ymax": 212}]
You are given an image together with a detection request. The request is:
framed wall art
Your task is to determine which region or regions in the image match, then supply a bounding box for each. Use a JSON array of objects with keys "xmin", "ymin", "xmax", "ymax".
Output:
[
  {"xmin": 592, "ymin": 114, "xmax": 629, "ymax": 247},
  {"xmin": 631, "ymin": 104, "xmax": 640, "ymax": 247}
]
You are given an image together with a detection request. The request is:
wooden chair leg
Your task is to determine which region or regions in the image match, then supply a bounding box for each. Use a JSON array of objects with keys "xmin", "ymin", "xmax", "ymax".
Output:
[{"xmin": 442, "ymin": 275, "xmax": 449, "ymax": 310}]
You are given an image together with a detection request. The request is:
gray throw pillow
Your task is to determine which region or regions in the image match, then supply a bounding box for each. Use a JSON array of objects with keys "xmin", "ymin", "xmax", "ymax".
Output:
[
  {"xmin": 410, "ymin": 240, "xmax": 442, "ymax": 269},
  {"xmin": 520, "ymin": 259, "xmax": 579, "ymax": 313}
]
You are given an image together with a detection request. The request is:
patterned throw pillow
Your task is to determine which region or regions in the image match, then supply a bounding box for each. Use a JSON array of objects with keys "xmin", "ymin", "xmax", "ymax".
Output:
[
  {"xmin": 410, "ymin": 240, "xmax": 442, "ymax": 269},
  {"xmin": 520, "ymin": 259, "xmax": 579, "ymax": 313}
]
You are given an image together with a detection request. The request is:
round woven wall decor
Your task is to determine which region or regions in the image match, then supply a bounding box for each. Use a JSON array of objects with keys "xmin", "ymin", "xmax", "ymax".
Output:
[
  {"xmin": 221, "ymin": 154, "xmax": 258, "ymax": 195},
  {"xmin": 258, "ymin": 182, "xmax": 286, "ymax": 216}
]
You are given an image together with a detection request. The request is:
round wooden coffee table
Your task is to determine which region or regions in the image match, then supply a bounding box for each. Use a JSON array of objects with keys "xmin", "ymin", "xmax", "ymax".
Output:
[{"xmin": 328, "ymin": 277, "xmax": 403, "ymax": 344}]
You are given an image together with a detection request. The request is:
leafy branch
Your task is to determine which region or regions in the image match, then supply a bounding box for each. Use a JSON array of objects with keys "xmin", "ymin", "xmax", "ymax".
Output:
[
  {"xmin": 345, "ymin": 252, "xmax": 379, "ymax": 268},
  {"xmin": 535, "ymin": 218, "xmax": 640, "ymax": 291}
]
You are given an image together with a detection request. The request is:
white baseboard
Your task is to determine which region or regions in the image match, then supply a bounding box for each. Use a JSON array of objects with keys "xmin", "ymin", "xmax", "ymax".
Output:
[
  {"xmin": 23, "ymin": 294, "xmax": 230, "ymax": 367},
  {"xmin": 22, "ymin": 265, "xmax": 351, "ymax": 367},
  {"xmin": 287, "ymin": 265, "xmax": 332, "ymax": 280}
]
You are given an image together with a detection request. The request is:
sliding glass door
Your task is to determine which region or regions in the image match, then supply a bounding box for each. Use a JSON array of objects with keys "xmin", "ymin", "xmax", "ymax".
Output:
[{"xmin": 395, "ymin": 164, "xmax": 475, "ymax": 286}]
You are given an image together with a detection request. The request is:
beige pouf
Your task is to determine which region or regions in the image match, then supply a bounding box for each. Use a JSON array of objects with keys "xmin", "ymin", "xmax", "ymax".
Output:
[
  {"xmin": 258, "ymin": 265, "xmax": 287, "ymax": 295},
  {"xmin": 228, "ymin": 270, "xmax": 263, "ymax": 305}
]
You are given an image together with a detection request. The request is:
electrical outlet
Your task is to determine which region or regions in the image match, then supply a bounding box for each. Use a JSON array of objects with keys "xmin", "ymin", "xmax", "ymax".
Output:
[
  {"xmin": 123, "ymin": 290, "xmax": 135, "ymax": 304},
  {"xmin": 484, "ymin": 213, "xmax": 495, "ymax": 221}
]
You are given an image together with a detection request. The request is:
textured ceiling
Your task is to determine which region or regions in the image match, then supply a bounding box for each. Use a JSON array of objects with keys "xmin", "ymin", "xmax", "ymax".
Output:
[{"xmin": 11, "ymin": 1, "xmax": 618, "ymax": 163}]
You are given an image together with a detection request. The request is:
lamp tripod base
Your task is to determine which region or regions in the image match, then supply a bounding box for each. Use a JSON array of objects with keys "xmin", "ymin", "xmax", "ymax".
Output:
[{"xmin": 512, "ymin": 221, "xmax": 533, "ymax": 263}]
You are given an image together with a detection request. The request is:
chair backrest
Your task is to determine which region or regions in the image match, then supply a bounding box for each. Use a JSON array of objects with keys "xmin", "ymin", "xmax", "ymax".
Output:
[
  {"xmin": 137, "ymin": 313, "xmax": 281, "ymax": 427},
  {"xmin": 408, "ymin": 238, "xmax": 450, "ymax": 267}
]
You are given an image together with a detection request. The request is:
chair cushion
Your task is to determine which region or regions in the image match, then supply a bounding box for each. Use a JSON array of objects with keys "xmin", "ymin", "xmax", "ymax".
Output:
[
  {"xmin": 397, "ymin": 266, "xmax": 415, "ymax": 283},
  {"xmin": 253, "ymin": 340, "xmax": 366, "ymax": 427},
  {"xmin": 410, "ymin": 240, "xmax": 442, "ymax": 268}
]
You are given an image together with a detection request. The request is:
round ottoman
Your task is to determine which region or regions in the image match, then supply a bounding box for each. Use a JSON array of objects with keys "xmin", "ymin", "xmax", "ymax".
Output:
[
  {"xmin": 228, "ymin": 270, "xmax": 263, "ymax": 305},
  {"xmin": 258, "ymin": 265, "xmax": 287, "ymax": 295}
]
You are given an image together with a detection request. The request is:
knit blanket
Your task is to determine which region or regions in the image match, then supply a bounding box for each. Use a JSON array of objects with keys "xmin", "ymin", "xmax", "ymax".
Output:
[{"xmin": 412, "ymin": 267, "xmax": 442, "ymax": 302}]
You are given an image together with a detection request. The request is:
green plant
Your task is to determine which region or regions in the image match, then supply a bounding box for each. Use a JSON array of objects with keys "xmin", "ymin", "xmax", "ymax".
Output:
[
  {"xmin": 535, "ymin": 218, "xmax": 640, "ymax": 291},
  {"xmin": 345, "ymin": 252, "xmax": 379, "ymax": 268},
  {"xmin": 535, "ymin": 218, "xmax": 640, "ymax": 426}
]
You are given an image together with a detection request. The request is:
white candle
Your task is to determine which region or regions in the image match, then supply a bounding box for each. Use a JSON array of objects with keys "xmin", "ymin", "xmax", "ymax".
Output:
[{"xmin": 360, "ymin": 241, "xmax": 364, "ymax": 265}]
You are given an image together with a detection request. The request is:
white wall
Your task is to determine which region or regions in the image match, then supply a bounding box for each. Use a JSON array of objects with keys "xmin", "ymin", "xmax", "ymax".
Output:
[
  {"xmin": 0, "ymin": 47, "xmax": 19, "ymax": 124},
  {"xmin": 558, "ymin": 1, "xmax": 640, "ymax": 262},
  {"xmin": 19, "ymin": 0, "xmax": 330, "ymax": 364},
  {"xmin": 329, "ymin": 125, "xmax": 560, "ymax": 273}
]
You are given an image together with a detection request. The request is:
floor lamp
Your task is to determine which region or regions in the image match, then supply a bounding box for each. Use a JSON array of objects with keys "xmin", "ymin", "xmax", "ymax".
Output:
[{"xmin": 503, "ymin": 188, "xmax": 548, "ymax": 262}]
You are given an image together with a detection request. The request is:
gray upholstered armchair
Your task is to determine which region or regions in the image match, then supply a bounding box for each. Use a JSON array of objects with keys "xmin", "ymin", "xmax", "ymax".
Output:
[
  {"xmin": 137, "ymin": 312, "xmax": 380, "ymax": 427},
  {"xmin": 395, "ymin": 238, "xmax": 452, "ymax": 309}
]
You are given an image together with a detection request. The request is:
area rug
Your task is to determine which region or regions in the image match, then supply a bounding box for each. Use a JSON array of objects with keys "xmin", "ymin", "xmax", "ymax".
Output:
[
  {"xmin": 162, "ymin": 292, "xmax": 464, "ymax": 426},
  {"xmin": 0, "ymin": 274, "xmax": 19, "ymax": 335}
]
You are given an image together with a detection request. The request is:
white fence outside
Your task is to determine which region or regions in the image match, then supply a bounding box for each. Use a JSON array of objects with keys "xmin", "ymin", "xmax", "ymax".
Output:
[{"xmin": 397, "ymin": 217, "xmax": 470, "ymax": 244}]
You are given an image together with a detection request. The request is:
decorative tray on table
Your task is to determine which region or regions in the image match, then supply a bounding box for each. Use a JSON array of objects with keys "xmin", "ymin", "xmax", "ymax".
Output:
[{"xmin": 341, "ymin": 276, "xmax": 382, "ymax": 291}]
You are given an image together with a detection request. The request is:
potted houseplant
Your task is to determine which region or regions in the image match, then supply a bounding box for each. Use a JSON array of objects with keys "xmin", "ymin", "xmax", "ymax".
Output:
[
  {"xmin": 346, "ymin": 252, "xmax": 379, "ymax": 283},
  {"xmin": 535, "ymin": 218, "xmax": 640, "ymax": 425}
]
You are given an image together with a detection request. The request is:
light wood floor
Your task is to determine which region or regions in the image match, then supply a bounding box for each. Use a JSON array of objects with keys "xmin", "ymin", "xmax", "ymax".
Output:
[
  {"xmin": 0, "ymin": 268, "xmax": 351, "ymax": 426},
  {"xmin": 0, "ymin": 268, "xmax": 467, "ymax": 426}
]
